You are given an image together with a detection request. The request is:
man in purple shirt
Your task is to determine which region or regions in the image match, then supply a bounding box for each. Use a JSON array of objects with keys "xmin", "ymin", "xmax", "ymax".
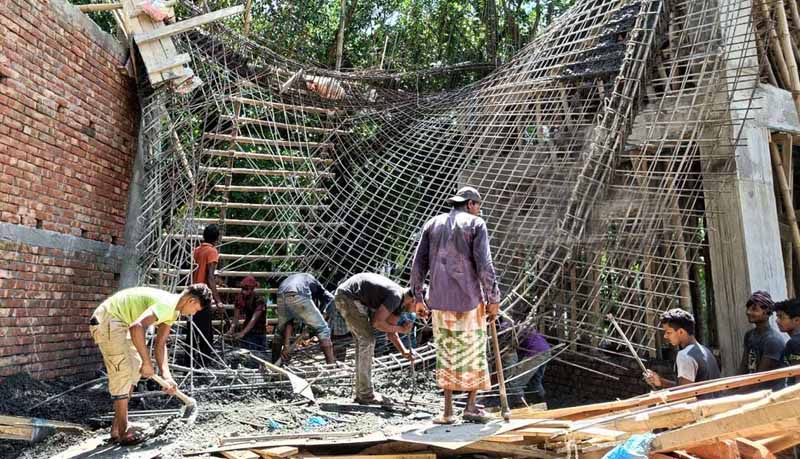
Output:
[{"xmin": 411, "ymin": 186, "xmax": 501, "ymax": 424}]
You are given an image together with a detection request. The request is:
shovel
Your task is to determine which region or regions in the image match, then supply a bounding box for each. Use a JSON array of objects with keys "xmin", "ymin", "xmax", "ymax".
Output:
[
  {"xmin": 150, "ymin": 375, "xmax": 198, "ymax": 424},
  {"xmin": 235, "ymin": 349, "xmax": 316, "ymax": 402},
  {"xmin": 488, "ymin": 318, "xmax": 511, "ymax": 422}
]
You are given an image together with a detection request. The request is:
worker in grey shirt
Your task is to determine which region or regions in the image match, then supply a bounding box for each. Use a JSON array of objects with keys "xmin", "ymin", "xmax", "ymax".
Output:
[
  {"xmin": 738, "ymin": 291, "xmax": 787, "ymax": 391},
  {"xmin": 334, "ymin": 273, "xmax": 414, "ymax": 405},
  {"xmin": 645, "ymin": 309, "xmax": 720, "ymax": 394},
  {"xmin": 272, "ymin": 273, "xmax": 337, "ymax": 364}
]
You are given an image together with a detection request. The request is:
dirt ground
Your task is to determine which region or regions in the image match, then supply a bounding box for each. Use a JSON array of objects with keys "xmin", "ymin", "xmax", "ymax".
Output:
[
  {"xmin": 0, "ymin": 362, "xmax": 601, "ymax": 459},
  {"xmin": 0, "ymin": 367, "xmax": 444, "ymax": 459}
]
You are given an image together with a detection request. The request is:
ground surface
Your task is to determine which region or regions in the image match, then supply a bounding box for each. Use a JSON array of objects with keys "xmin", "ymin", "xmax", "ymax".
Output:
[{"xmin": 0, "ymin": 363, "xmax": 607, "ymax": 459}]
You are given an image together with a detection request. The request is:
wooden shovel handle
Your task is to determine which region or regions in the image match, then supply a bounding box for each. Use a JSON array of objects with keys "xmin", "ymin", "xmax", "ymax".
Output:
[{"xmin": 150, "ymin": 374, "xmax": 194, "ymax": 405}]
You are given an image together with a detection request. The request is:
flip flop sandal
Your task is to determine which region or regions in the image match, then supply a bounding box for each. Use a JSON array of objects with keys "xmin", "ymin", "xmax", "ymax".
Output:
[
  {"xmin": 462, "ymin": 410, "xmax": 494, "ymax": 424},
  {"xmin": 432, "ymin": 416, "xmax": 457, "ymax": 425},
  {"xmin": 117, "ymin": 429, "xmax": 149, "ymax": 446}
]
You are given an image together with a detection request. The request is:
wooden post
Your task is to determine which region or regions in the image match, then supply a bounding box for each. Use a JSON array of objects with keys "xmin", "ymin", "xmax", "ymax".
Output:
[{"xmin": 335, "ymin": 0, "xmax": 346, "ymax": 71}]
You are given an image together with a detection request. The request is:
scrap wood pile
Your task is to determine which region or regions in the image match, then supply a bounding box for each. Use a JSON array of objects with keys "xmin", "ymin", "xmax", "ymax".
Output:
[{"xmin": 193, "ymin": 365, "xmax": 800, "ymax": 459}]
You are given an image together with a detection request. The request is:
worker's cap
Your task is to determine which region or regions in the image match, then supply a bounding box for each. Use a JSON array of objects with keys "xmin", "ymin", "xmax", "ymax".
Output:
[
  {"xmin": 240, "ymin": 276, "xmax": 259, "ymax": 289},
  {"xmin": 746, "ymin": 290, "xmax": 774, "ymax": 310},
  {"xmin": 446, "ymin": 186, "xmax": 482, "ymax": 204}
]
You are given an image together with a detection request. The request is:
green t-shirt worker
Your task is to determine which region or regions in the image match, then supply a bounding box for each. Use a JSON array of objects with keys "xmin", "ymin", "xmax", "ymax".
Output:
[{"xmin": 89, "ymin": 285, "xmax": 212, "ymax": 445}]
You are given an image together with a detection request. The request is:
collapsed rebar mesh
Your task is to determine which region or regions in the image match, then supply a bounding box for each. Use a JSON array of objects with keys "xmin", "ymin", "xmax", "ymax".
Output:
[{"xmin": 135, "ymin": 0, "xmax": 760, "ymax": 384}]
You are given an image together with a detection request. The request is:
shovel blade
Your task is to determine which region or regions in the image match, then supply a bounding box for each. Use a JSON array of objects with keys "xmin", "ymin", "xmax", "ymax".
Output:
[{"xmin": 287, "ymin": 373, "xmax": 316, "ymax": 402}]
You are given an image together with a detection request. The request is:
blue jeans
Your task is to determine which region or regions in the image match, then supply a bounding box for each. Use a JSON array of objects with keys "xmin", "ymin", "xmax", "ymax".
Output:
[{"xmin": 277, "ymin": 293, "xmax": 331, "ymax": 340}]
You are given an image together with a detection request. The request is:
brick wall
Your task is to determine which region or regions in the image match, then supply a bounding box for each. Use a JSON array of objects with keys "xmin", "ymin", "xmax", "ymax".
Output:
[
  {"xmin": 0, "ymin": 1, "xmax": 137, "ymax": 379},
  {"xmin": 0, "ymin": 0, "xmax": 137, "ymax": 243}
]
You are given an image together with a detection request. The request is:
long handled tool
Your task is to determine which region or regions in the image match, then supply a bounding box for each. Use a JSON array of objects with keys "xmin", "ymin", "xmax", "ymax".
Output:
[
  {"xmin": 149, "ymin": 375, "xmax": 199, "ymax": 424},
  {"xmin": 235, "ymin": 349, "xmax": 316, "ymax": 402},
  {"xmin": 606, "ymin": 313, "xmax": 658, "ymax": 390},
  {"xmin": 488, "ymin": 318, "xmax": 511, "ymax": 422}
]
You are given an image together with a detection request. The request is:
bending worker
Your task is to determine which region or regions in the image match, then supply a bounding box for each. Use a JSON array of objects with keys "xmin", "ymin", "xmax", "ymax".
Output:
[
  {"xmin": 89, "ymin": 284, "xmax": 213, "ymax": 445},
  {"xmin": 334, "ymin": 272, "xmax": 415, "ymax": 405},
  {"xmin": 272, "ymin": 273, "xmax": 337, "ymax": 364}
]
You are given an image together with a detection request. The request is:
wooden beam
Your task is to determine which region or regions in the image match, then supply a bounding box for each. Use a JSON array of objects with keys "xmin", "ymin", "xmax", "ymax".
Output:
[
  {"xmin": 78, "ymin": 3, "xmax": 122, "ymax": 13},
  {"xmin": 652, "ymin": 398, "xmax": 800, "ymax": 451},
  {"xmin": 252, "ymin": 446, "xmax": 299, "ymax": 458},
  {"xmin": 222, "ymin": 451, "xmax": 260, "ymax": 459},
  {"xmin": 135, "ymin": 5, "xmax": 245, "ymax": 44}
]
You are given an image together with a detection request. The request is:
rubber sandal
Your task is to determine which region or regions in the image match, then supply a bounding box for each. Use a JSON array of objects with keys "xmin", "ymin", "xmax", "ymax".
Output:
[
  {"xmin": 354, "ymin": 393, "xmax": 393, "ymax": 406},
  {"xmin": 432, "ymin": 416, "xmax": 457, "ymax": 425},
  {"xmin": 462, "ymin": 409, "xmax": 494, "ymax": 424},
  {"xmin": 117, "ymin": 429, "xmax": 149, "ymax": 446}
]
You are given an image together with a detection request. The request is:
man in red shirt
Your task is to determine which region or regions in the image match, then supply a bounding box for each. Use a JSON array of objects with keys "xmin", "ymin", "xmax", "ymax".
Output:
[
  {"xmin": 190, "ymin": 224, "xmax": 222, "ymax": 362},
  {"xmin": 226, "ymin": 276, "xmax": 267, "ymax": 351}
]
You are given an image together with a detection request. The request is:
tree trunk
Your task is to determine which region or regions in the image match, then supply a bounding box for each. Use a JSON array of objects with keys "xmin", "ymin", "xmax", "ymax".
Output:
[
  {"xmin": 531, "ymin": 0, "xmax": 542, "ymax": 40},
  {"xmin": 485, "ymin": 0, "xmax": 498, "ymax": 64}
]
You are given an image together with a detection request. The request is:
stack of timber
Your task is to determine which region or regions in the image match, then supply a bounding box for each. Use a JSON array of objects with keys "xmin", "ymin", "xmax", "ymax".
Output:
[
  {"xmin": 190, "ymin": 365, "xmax": 800, "ymax": 459},
  {"xmin": 75, "ymin": 1, "xmax": 244, "ymax": 87}
]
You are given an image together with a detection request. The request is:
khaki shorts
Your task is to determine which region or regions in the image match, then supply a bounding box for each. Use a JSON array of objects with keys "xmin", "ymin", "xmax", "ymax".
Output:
[{"xmin": 90, "ymin": 303, "xmax": 143, "ymax": 399}]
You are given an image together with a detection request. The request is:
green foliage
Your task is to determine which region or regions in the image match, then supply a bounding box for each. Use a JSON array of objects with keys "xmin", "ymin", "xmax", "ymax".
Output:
[
  {"xmin": 217, "ymin": 0, "xmax": 575, "ymax": 76},
  {"xmin": 70, "ymin": 0, "xmax": 118, "ymax": 34}
]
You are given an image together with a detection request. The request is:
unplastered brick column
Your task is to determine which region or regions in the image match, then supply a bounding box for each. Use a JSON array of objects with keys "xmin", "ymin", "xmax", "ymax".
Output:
[{"xmin": 0, "ymin": 0, "xmax": 138, "ymax": 379}]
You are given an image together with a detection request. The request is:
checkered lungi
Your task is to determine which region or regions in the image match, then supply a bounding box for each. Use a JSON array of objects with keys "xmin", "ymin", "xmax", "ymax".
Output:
[{"xmin": 433, "ymin": 304, "xmax": 491, "ymax": 391}]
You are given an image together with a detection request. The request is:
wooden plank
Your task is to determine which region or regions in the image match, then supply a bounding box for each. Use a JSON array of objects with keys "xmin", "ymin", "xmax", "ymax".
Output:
[
  {"xmin": 512, "ymin": 365, "xmax": 800, "ymax": 421},
  {"xmin": 0, "ymin": 415, "xmax": 86, "ymax": 432},
  {"xmin": 135, "ymin": 5, "xmax": 245, "ymax": 44},
  {"xmin": 300, "ymin": 455, "xmax": 436, "ymax": 459},
  {"xmin": 760, "ymin": 432, "xmax": 800, "ymax": 453},
  {"xmin": 252, "ymin": 446, "xmax": 299, "ymax": 458},
  {"xmin": 148, "ymin": 53, "xmax": 192, "ymax": 74},
  {"xmin": 734, "ymin": 438, "xmax": 774, "ymax": 459},
  {"xmin": 0, "ymin": 425, "xmax": 33, "ymax": 441},
  {"xmin": 685, "ymin": 440, "xmax": 740, "ymax": 459},
  {"xmin": 459, "ymin": 440, "xmax": 558, "ymax": 459},
  {"xmin": 222, "ymin": 451, "xmax": 260, "ymax": 459},
  {"xmin": 484, "ymin": 433, "xmax": 526, "ymax": 443},
  {"xmin": 652, "ymin": 399, "xmax": 800, "ymax": 452}
]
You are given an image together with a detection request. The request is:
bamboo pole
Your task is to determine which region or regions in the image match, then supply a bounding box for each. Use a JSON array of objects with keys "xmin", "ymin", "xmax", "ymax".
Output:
[
  {"xmin": 770, "ymin": 139, "xmax": 800, "ymax": 264},
  {"xmin": 783, "ymin": 134, "xmax": 795, "ymax": 297},
  {"xmin": 775, "ymin": 0, "xmax": 800, "ymax": 109},
  {"xmin": 758, "ymin": 0, "xmax": 793, "ymax": 88}
]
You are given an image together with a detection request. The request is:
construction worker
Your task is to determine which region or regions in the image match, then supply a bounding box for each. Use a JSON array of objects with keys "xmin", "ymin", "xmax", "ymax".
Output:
[
  {"xmin": 644, "ymin": 309, "xmax": 720, "ymax": 392},
  {"xmin": 775, "ymin": 298, "xmax": 800, "ymax": 383},
  {"xmin": 89, "ymin": 284, "xmax": 212, "ymax": 445},
  {"xmin": 411, "ymin": 186, "xmax": 501, "ymax": 424},
  {"xmin": 226, "ymin": 276, "xmax": 267, "ymax": 351},
  {"xmin": 190, "ymin": 224, "xmax": 223, "ymax": 363},
  {"xmin": 334, "ymin": 273, "xmax": 415, "ymax": 405},
  {"xmin": 739, "ymin": 291, "xmax": 787, "ymax": 391},
  {"xmin": 273, "ymin": 273, "xmax": 337, "ymax": 364}
]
